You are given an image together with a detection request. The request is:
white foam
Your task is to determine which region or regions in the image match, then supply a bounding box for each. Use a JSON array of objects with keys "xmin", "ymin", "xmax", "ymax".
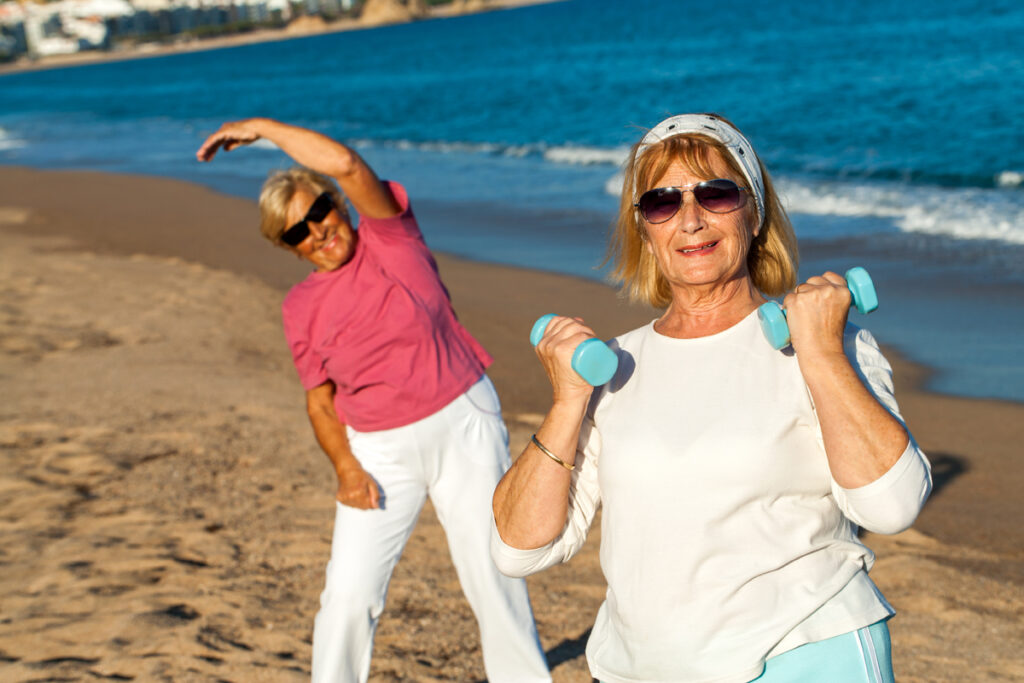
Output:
[
  {"xmin": 604, "ymin": 170, "xmax": 625, "ymax": 197},
  {"xmin": 601, "ymin": 171, "xmax": 1024, "ymax": 246},
  {"xmin": 352, "ymin": 138, "xmax": 634, "ymax": 166},
  {"xmin": 0, "ymin": 126, "xmax": 27, "ymax": 151},
  {"xmin": 997, "ymin": 170, "xmax": 1023, "ymax": 188},
  {"xmin": 781, "ymin": 179, "xmax": 1024, "ymax": 245},
  {"xmin": 356, "ymin": 138, "xmax": 535, "ymax": 157},
  {"xmin": 249, "ymin": 139, "xmax": 279, "ymax": 151},
  {"xmin": 544, "ymin": 145, "xmax": 630, "ymax": 166}
]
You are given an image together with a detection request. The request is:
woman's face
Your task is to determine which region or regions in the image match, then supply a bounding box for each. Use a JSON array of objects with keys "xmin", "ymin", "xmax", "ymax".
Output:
[
  {"xmin": 284, "ymin": 188, "xmax": 356, "ymax": 272},
  {"xmin": 641, "ymin": 151, "xmax": 758, "ymax": 294}
]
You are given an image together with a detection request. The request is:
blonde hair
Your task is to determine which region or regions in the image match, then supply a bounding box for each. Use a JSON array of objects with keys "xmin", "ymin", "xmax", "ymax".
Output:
[
  {"xmin": 258, "ymin": 167, "xmax": 349, "ymax": 247},
  {"xmin": 607, "ymin": 124, "xmax": 798, "ymax": 308}
]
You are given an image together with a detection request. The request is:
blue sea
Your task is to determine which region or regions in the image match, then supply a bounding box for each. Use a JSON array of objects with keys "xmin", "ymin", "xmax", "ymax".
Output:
[{"xmin": 2, "ymin": 0, "xmax": 1022, "ymax": 401}]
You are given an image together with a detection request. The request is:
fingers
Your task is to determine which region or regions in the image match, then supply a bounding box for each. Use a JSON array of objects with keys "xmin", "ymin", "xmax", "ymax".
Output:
[
  {"xmin": 336, "ymin": 472, "xmax": 380, "ymax": 510},
  {"xmin": 337, "ymin": 486, "xmax": 375, "ymax": 509},
  {"xmin": 537, "ymin": 315, "xmax": 597, "ymax": 345},
  {"xmin": 785, "ymin": 271, "xmax": 850, "ymax": 309},
  {"xmin": 783, "ymin": 271, "xmax": 851, "ymax": 356},
  {"xmin": 534, "ymin": 316, "xmax": 595, "ymax": 363},
  {"xmin": 367, "ymin": 480, "xmax": 381, "ymax": 509},
  {"xmin": 534, "ymin": 316, "xmax": 597, "ymax": 397},
  {"xmin": 195, "ymin": 135, "xmax": 225, "ymax": 162},
  {"xmin": 195, "ymin": 121, "xmax": 258, "ymax": 162}
]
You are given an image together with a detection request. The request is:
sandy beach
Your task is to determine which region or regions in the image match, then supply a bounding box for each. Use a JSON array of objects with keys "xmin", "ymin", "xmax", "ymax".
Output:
[{"xmin": 1, "ymin": 166, "xmax": 1022, "ymax": 681}]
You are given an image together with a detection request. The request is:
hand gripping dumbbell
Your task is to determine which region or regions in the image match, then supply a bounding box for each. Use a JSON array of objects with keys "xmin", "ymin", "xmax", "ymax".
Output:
[
  {"xmin": 757, "ymin": 267, "xmax": 879, "ymax": 350},
  {"xmin": 530, "ymin": 314, "xmax": 619, "ymax": 386}
]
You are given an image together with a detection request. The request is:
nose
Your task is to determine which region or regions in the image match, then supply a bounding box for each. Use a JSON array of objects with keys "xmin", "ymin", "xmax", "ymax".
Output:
[
  {"xmin": 676, "ymin": 192, "xmax": 705, "ymax": 234},
  {"xmin": 309, "ymin": 220, "xmax": 329, "ymax": 240}
]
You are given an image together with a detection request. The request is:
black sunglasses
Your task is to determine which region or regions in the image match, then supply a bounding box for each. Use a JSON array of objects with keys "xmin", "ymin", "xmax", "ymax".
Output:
[
  {"xmin": 280, "ymin": 192, "xmax": 335, "ymax": 246},
  {"xmin": 635, "ymin": 179, "xmax": 747, "ymax": 224}
]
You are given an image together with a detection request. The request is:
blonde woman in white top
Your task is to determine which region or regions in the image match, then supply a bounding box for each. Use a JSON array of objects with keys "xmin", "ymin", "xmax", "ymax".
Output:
[{"xmin": 491, "ymin": 113, "xmax": 931, "ymax": 683}]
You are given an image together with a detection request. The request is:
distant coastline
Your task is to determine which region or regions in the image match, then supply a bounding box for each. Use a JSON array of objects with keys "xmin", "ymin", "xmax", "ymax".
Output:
[{"xmin": 0, "ymin": 0, "xmax": 563, "ymax": 75}]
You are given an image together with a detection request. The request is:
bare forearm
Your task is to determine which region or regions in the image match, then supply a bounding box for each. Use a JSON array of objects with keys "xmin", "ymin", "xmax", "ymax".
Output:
[
  {"xmin": 800, "ymin": 351, "xmax": 909, "ymax": 488},
  {"xmin": 242, "ymin": 118, "xmax": 397, "ymax": 218},
  {"xmin": 248, "ymin": 118, "xmax": 361, "ymax": 181},
  {"xmin": 308, "ymin": 406, "xmax": 360, "ymax": 475},
  {"xmin": 493, "ymin": 398, "xmax": 588, "ymax": 548}
]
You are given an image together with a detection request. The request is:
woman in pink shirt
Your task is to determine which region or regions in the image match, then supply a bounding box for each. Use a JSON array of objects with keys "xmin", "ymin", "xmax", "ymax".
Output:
[{"xmin": 197, "ymin": 119, "xmax": 549, "ymax": 683}]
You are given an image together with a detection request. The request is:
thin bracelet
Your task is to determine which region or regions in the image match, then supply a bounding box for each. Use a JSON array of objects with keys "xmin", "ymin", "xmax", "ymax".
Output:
[{"xmin": 530, "ymin": 433, "xmax": 574, "ymax": 471}]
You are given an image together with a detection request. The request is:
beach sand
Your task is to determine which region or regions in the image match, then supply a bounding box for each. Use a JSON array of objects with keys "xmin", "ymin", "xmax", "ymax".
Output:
[{"xmin": 1, "ymin": 166, "xmax": 1022, "ymax": 681}]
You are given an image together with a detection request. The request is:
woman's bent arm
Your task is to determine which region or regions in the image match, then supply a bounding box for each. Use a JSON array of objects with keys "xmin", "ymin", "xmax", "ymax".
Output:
[
  {"xmin": 196, "ymin": 118, "xmax": 400, "ymax": 219},
  {"xmin": 786, "ymin": 272, "xmax": 928, "ymax": 493},
  {"xmin": 493, "ymin": 398, "xmax": 589, "ymax": 549},
  {"xmin": 493, "ymin": 315, "xmax": 599, "ymax": 549},
  {"xmin": 306, "ymin": 382, "xmax": 380, "ymax": 509}
]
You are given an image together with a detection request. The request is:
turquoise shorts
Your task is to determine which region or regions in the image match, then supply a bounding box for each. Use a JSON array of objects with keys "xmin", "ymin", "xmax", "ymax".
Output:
[
  {"xmin": 753, "ymin": 619, "xmax": 894, "ymax": 683},
  {"xmin": 599, "ymin": 620, "xmax": 894, "ymax": 683}
]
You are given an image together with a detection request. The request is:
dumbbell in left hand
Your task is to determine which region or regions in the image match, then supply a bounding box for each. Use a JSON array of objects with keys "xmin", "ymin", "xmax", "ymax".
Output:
[
  {"xmin": 530, "ymin": 314, "xmax": 618, "ymax": 386},
  {"xmin": 757, "ymin": 267, "xmax": 878, "ymax": 350}
]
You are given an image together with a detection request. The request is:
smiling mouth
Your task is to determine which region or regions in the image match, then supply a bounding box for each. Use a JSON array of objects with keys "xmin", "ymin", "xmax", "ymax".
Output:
[
  {"xmin": 678, "ymin": 241, "xmax": 719, "ymax": 254},
  {"xmin": 318, "ymin": 234, "xmax": 338, "ymax": 252}
]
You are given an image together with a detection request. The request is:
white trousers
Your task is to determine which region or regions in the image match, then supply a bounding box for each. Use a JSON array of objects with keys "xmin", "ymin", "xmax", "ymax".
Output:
[{"xmin": 310, "ymin": 376, "xmax": 551, "ymax": 683}]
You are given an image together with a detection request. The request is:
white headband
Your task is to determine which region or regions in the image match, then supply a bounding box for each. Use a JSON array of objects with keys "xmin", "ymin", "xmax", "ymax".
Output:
[{"xmin": 634, "ymin": 114, "xmax": 765, "ymax": 227}]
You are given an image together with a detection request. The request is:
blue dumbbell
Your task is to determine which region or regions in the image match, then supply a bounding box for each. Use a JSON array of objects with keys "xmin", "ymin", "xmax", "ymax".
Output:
[
  {"xmin": 757, "ymin": 267, "xmax": 879, "ymax": 350},
  {"xmin": 530, "ymin": 314, "xmax": 619, "ymax": 386}
]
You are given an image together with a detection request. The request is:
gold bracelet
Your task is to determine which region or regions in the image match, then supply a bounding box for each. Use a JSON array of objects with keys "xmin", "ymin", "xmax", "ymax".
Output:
[{"xmin": 530, "ymin": 433, "xmax": 574, "ymax": 471}]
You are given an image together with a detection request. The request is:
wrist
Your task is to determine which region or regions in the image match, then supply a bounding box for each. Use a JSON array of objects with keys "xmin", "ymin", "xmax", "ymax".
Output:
[
  {"xmin": 249, "ymin": 117, "xmax": 280, "ymax": 137},
  {"xmin": 797, "ymin": 348, "xmax": 853, "ymax": 390},
  {"xmin": 333, "ymin": 453, "xmax": 362, "ymax": 475},
  {"xmin": 796, "ymin": 345, "xmax": 847, "ymax": 367},
  {"xmin": 549, "ymin": 393, "xmax": 590, "ymax": 418}
]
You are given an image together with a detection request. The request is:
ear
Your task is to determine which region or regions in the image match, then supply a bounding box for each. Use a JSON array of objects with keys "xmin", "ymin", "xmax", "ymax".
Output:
[{"xmin": 636, "ymin": 218, "xmax": 653, "ymax": 253}]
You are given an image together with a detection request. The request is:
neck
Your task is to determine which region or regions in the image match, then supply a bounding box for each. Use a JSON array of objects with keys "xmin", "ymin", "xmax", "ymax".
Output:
[{"xmin": 655, "ymin": 276, "xmax": 765, "ymax": 339}]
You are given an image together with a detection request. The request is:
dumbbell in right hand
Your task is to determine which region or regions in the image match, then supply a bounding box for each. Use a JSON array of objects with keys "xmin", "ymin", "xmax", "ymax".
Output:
[
  {"xmin": 530, "ymin": 314, "xmax": 618, "ymax": 386},
  {"xmin": 757, "ymin": 267, "xmax": 879, "ymax": 350}
]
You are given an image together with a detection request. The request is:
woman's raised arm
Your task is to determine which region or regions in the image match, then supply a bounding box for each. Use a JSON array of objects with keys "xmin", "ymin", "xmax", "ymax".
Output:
[{"xmin": 196, "ymin": 118, "xmax": 400, "ymax": 219}]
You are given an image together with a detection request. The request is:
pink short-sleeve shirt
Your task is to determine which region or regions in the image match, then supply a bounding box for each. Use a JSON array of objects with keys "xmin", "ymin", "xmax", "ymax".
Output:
[{"xmin": 281, "ymin": 181, "xmax": 492, "ymax": 432}]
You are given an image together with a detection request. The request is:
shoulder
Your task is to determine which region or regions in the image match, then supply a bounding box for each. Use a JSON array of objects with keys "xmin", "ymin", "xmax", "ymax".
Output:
[
  {"xmin": 357, "ymin": 181, "xmax": 420, "ymax": 236},
  {"xmin": 282, "ymin": 276, "xmax": 316, "ymax": 310},
  {"xmin": 281, "ymin": 276, "xmax": 322, "ymax": 329},
  {"xmin": 382, "ymin": 180, "xmax": 411, "ymax": 212},
  {"xmin": 611, "ymin": 320, "xmax": 656, "ymax": 351},
  {"xmin": 587, "ymin": 322, "xmax": 656, "ymax": 412}
]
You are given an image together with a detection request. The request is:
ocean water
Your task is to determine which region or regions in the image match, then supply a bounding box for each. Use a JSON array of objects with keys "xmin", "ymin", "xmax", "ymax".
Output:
[{"xmin": 1, "ymin": 0, "xmax": 1022, "ymax": 401}]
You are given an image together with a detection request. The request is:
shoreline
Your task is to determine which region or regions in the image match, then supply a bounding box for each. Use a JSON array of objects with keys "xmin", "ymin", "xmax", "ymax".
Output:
[
  {"xmin": 1, "ymin": 165, "xmax": 1021, "ymax": 680},
  {"xmin": 0, "ymin": 0, "xmax": 563, "ymax": 76},
  {"xmin": 6, "ymin": 158, "xmax": 1019, "ymax": 404},
  {"xmin": 2, "ymin": 164, "xmax": 1024, "ymax": 555}
]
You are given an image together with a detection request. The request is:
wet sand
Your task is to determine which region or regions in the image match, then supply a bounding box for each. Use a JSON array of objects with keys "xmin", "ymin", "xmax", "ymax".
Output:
[{"xmin": 0, "ymin": 167, "xmax": 1021, "ymax": 681}]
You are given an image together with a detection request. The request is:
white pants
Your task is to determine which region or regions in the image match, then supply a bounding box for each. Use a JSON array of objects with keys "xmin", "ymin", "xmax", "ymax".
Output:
[{"xmin": 311, "ymin": 376, "xmax": 551, "ymax": 683}]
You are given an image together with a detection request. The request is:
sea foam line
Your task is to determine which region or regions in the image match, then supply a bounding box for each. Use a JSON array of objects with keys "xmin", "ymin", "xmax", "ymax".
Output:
[
  {"xmin": 352, "ymin": 137, "xmax": 631, "ymax": 165},
  {"xmin": 780, "ymin": 180, "xmax": 1024, "ymax": 245},
  {"xmin": 599, "ymin": 171, "xmax": 1024, "ymax": 246},
  {"xmin": 0, "ymin": 126, "xmax": 27, "ymax": 151},
  {"xmin": 253, "ymin": 136, "xmax": 1024, "ymax": 245}
]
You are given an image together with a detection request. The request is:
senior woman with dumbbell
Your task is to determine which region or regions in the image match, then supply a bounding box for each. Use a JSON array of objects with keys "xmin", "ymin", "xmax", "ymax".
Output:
[{"xmin": 492, "ymin": 113, "xmax": 932, "ymax": 683}]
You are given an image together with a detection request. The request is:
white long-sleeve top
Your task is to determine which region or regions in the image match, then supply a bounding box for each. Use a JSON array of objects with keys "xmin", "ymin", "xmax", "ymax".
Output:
[{"xmin": 492, "ymin": 312, "xmax": 931, "ymax": 683}]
